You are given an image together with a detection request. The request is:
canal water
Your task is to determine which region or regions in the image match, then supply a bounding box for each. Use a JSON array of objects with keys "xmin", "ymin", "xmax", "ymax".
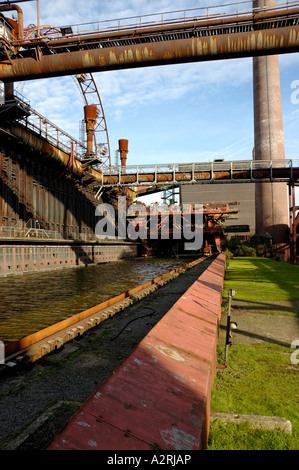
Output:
[{"xmin": 0, "ymin": 257, "xmax": 195, "ymax": 344}]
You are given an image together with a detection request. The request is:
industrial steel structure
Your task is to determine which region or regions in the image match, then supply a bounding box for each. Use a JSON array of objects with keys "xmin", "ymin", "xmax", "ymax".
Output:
[
  {"xmin": 0, "ymin": 2, "xmax": 299, "ymax": 81},
  {"xmin": 0, "ymin": 1, "xmax": 298, "ymax": 266},
  {"xmin": 46, "ymin": 254, "xmax": 225, "ymax": 451},
  {"xmin": 98, "ymin": 159, "xmax": 298, "ymax": 186},
  {"xmin": 0, "ymin": 0, "xmax": 299, "ymax": 451}
]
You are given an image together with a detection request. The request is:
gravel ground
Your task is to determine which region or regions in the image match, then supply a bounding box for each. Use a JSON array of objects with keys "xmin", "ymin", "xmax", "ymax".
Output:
[{"xmin": 0, "ymin": 256, "xmax": 215, "ymax": 450}]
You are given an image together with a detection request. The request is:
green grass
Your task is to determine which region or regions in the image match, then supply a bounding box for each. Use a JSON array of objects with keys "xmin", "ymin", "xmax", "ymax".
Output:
[
  {"xmin": 208, "ymin": 257, "xmax": 299, "ymax": 450},
  {"xmin": 223, "ymin": 257, "xmax": 299, "ymax": 302},
  {"xmin": 208, "ymin": 420, "xmax": 295, "ymax": 450},
  {"xmin": 209, "ymin": 343, "xmax": 299, "ymax": 450}
]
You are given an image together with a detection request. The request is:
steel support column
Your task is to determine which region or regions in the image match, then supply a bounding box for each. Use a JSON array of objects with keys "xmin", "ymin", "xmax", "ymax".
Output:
[{"xmin": 253, "ymin": 0, "xmax": 289, "ymax": 244}]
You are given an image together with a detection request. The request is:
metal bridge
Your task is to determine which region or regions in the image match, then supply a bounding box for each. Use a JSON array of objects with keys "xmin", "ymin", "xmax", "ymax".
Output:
[
  {"xmin": 0, "ymin": 1, "xmax": 299, "ymax": 81},
  {"xmin": 96, "ymin": 159, "xmax": 299, "ymax": 190}
]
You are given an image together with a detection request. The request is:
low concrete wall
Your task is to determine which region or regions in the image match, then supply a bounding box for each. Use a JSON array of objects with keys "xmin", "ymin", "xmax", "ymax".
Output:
[
  {"xmin": 47, "ymin": 253, "xmax": 226, "ymax": 450},
  {"xmin": 0, "ymin": 242, "xmax": 138, "ymax": 277}
]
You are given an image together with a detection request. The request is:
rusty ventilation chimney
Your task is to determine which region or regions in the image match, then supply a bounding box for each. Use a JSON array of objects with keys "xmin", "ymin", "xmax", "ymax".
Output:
[
  {"xmin": 84, "ymin": 104, "xmax": 97, "ymax": 156},
  {"xmin": 118, "ymin": 139, "xmax": 128, "ymax": 168}
]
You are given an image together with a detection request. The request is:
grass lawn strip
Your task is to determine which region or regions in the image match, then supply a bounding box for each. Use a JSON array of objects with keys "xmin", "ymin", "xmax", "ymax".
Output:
[{"xmin": 208, "ymin": 257, "xmax": 299, "ymax": 450}]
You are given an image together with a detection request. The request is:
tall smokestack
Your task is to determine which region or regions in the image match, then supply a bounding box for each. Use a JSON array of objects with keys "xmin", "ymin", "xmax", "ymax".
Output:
[{"xmin": 253, "ymin": 0, "xmax": 289, "ymax": 244}]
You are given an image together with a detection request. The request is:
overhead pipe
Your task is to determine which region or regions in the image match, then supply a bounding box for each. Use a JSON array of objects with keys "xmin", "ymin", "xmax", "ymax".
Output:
[
  {"xmin": 5, "ymin": 4, "xmax": 298, "ymax": 50},
  {"xmin": 0, "ymin": 24, "xmax": 299, "ymax": 82},
  {"xmin": 4, "ymin": 256, "xmax": 205, "ymax": 363},
  {"xmin": 0, "ymin": 3, "xmax": 24, "ymax": 40}
]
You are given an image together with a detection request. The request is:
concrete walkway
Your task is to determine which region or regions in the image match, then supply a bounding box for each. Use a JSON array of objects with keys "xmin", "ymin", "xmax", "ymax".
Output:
[{"xmin": 221, "ymin": 300, "xmax": 299, "ymax": 347}]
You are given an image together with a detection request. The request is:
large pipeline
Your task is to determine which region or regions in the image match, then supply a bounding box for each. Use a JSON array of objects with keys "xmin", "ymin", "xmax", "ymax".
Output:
[{"xmin": 0, "ymin": 10, "xmax": 299, "ymax": 81}]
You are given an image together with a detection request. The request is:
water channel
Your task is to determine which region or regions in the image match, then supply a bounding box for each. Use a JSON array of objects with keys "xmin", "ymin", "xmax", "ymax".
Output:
[{"xmin": 0, "ymin": 256, "xmax": 195, "ymax": 344}]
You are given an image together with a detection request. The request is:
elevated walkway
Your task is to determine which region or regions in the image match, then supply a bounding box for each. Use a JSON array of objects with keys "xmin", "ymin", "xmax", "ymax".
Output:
[{"xmin": 100, "ymin": 159, "xmax": 299, "ymax": 189}]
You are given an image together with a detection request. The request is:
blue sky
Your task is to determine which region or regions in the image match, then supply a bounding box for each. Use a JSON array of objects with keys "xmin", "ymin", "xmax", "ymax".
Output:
[{"xmin": 8, "ymin": 0, "xmax": 299, "ymax": 197}]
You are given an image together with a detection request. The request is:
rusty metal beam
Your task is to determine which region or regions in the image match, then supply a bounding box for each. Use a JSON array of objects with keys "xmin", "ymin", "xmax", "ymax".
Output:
[
  {"xmin": 2, "ymin": 123, "xmax": 103, "ymax": 183},
  {"xmin": 33, "ymin": 7, "xmax": 299, "ymax": 49},
  {"xmin": 0, "ymin": 26, "xmax": 299, "ymax": 82},
  {"xmin": 2, "ymin": 123, "xmax": 299, "ymax": 191},
  {"xmin": 100, "ymin": 167, "xmax": 299, "ymax": 186}
]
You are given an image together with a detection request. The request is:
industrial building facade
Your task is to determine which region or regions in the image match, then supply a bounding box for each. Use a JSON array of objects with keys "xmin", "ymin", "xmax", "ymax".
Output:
[{"xmin": 180, "ymin": 181, "xmax": 256, "ymax": 239}]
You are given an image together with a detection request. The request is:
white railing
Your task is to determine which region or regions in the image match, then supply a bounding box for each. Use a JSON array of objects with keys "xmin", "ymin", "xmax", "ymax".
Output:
[{"xmin": 53, "ymin": 1, "xmax": 299, "ymax": 39}]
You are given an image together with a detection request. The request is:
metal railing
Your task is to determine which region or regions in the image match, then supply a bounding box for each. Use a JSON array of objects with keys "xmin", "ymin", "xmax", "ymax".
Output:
[
  {"xmin": 0, "ymin": 219, "xmax": 97, "ymax": 241},
  {"xmin": 0, "ymin": 89, "xmax": 86, "ymax": 160},
  {"xmin": 100, "ymin": 159, "xmax": 298, "ymax": 186},
  {"xmin": 17, "ymin": 104, "xmax": 87, "ymax": 160},
  {"xmin": 52, "ymin": 1, "xmax": 299, "ymax": 36},
  {"xmin": 37, "ymin": 1, "xmax": 299, "ymax": 40},
  {"xmin": 4, "ymin": 1, "xmax": 295, "ymax": 47},
  {"xmin": 0, "ymin": 226, "xmax": 98, "ymax": 241}
]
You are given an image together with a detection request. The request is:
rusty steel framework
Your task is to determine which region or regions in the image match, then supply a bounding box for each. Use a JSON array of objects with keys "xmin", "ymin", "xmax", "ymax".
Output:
[
  {"xmin": 127, "ymin": 202, "xmax": 239, "ymax": 257},
  {"xmin": 8, "ymin": 91, "xmax": 87, "ymax": 160},
  {"xmin": 0, "ymin": 1, "xmax": 298, "ymax": 261},
  {"xmin": 4, "ymin": 255, "xmax": 207, "ymax": 363},
  {"xmin": 0, "ymin": 17, "xmax": 111, "ymax": 168},
  {"xmin": 0, "ymin": 127, "xmax": 101, "ymax": 237},
  {"xmin": 0, "ymin": 2, "xmax": 299, "ymax": 81}
]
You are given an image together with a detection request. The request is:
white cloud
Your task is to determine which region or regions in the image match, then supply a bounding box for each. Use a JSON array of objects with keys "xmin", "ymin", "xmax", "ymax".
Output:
[{"xmin": 95, "ymin": 56, "xmax": 253, "ymax": 124}]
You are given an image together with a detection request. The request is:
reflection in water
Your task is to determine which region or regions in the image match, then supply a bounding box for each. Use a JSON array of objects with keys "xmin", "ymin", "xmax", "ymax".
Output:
[{"xmin": 0, "ymin": 257, "xmax": 193, "ymax": 344}]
